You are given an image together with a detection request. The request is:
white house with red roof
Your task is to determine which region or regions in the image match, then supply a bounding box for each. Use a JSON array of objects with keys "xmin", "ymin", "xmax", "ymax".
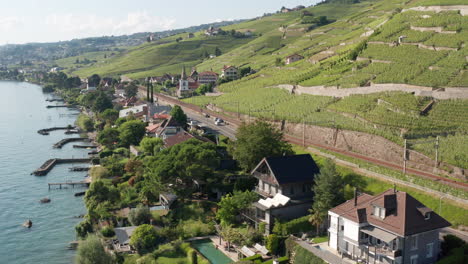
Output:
[
  {"xmin": 221, "ymin": 65, "xmax": 238, "ymax": 80},
  {"xmin": 328, "ymin": 189, "xmax": 450, "ymax": 264}
]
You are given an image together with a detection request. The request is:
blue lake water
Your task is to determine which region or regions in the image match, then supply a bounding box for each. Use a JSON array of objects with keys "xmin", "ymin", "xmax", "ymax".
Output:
[{"xmin": 0, "ymin": 81, "xmax": 89, "ymax": 264}]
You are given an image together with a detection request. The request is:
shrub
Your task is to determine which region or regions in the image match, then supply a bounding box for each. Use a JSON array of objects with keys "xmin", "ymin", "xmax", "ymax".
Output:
[
  {"xmin": 189, "ymin": 249, "xmax": 198, "ymax": 264},
  {"xmin": 180, "ymin": 220, "xmax": 215, "ymax": 239},
  {"xmin": 282, "ymin": 216, "xmax": 314, "ymax": 235},
  {"xmin": 130, "ymin": 224, "xmax": 161, "ymax": 254},
  {"xmin": 99, "ymin": 226, "xmax": 114, "ymax": 238},
  {"xmin": 89, "ymin": 166, "xmax": 109, "ymax": 180},
  {"xmin": 266, "ymin": 234, "xmax": 280, "ymax": 255},
  {"xmin": 75, "ymin": 219, "xmax": 93, "ymax": 239},
  {"xmin": 75, "ymin": 235, "xmax": 113, "ymax": 264},
  {"xmin": 441, "ymin": 234, "xmax": 465, "ymax": 256},
  {"xmin": 77, "ymin": 114, "xmax": 94, "ymax": 132},
  {"xmin": 128, "ymin": 205, "xmax": 152, "ymax": 226}
]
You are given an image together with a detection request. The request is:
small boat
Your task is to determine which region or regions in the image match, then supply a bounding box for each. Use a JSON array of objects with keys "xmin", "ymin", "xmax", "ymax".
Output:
[
  {"xmin": 68, "ymin": 241, "xmax": 79, "ymax": 250},
  {"xmin": 74, "ymin": 192, "xmax": 86, "ymax": 197},
  {"xmin": 40, "ymin": 197, "xmax": 51, "ymax": 203},
  {"xmin": 22, "ymin": 219, "xmax": 32, "ymax": 228}
]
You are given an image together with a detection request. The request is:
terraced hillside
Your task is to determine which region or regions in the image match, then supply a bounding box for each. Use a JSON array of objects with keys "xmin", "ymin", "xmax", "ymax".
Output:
[{"xmin": 67, "ymin": 0, "xmax": 468, "ymax": 170}]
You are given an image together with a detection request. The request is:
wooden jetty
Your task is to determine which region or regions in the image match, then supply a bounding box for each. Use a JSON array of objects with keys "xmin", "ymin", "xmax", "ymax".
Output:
[
  {"xmin": 64, "ymin": 129, "xmax": 80, "ymax": 135},
  {"xmin": 38, "ymin": 126, "xmax": 75, "ymax": 135},
  {"xmin": 53, "ymin": 138, "xmax": 91, "ymax": 148},
  {"xmin": 48, "ymin": 180, "xmax": 90, "ymax": 190},
  {"xmin": 69, "ymin": 167, "xmax": 90, "ymax": 172},
  {"xmin": 46, "ymin": 98, "xmax": 64, "ymax": 102},
  {"xmin": 32, "ymin": 158, "xmax": 92, "ymax": 176},
  {"xmin": 46, "ymin": 105, "xmax": 69, "ymax": 108},
  {"xmin": 73, "ymin": 145, "xmax": 97, "ymax": 149}
]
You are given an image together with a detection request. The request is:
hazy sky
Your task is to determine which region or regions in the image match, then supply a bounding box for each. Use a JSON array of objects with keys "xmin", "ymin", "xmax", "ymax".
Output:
[{"xmin": 0, "ymin": 0, "xmax": 321, "ymax": 45}]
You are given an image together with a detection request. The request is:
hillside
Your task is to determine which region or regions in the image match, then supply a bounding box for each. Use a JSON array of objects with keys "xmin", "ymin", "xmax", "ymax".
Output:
[{"xmin": 64, "ymin": 0, "xmax": 468, "ymax": 170}]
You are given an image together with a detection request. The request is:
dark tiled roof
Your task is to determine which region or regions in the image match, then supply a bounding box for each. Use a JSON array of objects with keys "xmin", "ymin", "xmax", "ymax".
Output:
[
  {"xmin": 263, "ymin": 154, "xmax": 320, "ymax": 185},
  {"xmin": 330, "ymin": 189, "xmax": 451, "ymax": 236}
]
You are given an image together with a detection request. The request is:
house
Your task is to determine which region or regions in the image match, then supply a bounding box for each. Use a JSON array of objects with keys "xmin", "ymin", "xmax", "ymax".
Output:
[
  {"xmin": 281, "ymin": 7, "xmax": 292, "ymax": 13},
  {"xmin": 190, "ymin": 68, "xmax": 198, "ymax": 80},
  {"xmin": 163, "ymin": 130, "xmax": 213, "ymax": 148},
  {"xmin": 285, "ymin": 54, "xmax": 304, "ymax": 65},
  {"xmin": 187, "ymin": 33, "xmax": 195, "ymax": 39},
  {"xmin": 243, "ymin": 154, "xmax": 320, "ymax": 234},
  {"xmin": 328, "ymin": 189, "xmax": 451, "ymax": 264},
  {"xmin": 198, "ymin": 71, "xmax": 219, "ymax": 85},
  {"xmin": 177, "ymin": 67, "xmax": 199, "ymax": 97},
  {"xmin": 113, "ymin": 226, "xmax": 137, "ymax": 252},
  {"xmin": 245, "ymin": 30, "xmax": 253, "ymax": 37},
  {"xmin": 205, "ymin": 26, "xmax": 220, "ymax": 36},
  {"xmin": 150, "ymin": 74, "xmax": 173, "ymax": 84},
  {"xmin": 119, "ymin": 104, "xmax": 148, "ymax": 119},
  {"xmin": 154, "ymin": 116, "xmax": 183, "ymax": 139},
  {"xmin": 293, "ymin": 5, "xmax": 306, "ymax": 11},
  {"xmin": 221, "ymin": 65, "xmax": 239, "ymax": 80}
]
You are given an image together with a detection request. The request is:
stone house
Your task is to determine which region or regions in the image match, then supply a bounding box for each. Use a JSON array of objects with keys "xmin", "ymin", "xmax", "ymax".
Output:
[
  {"xmin": 285, "ymin": 54, "xmax": 304, "ymax": 65},
  {"xmin": 221, "ymin": 65, "xmax": 239, "ymax": 80},
  {"xmin": 198, "ymin": 71, "xmax": 219, "ymax": 85},
  {"xmin": 243, "ymin": 154, "xmax": 320, "ymax": 234},
  {"xmin": 328, "ymin": 189, "xmax": 451, "ymax": 264}
]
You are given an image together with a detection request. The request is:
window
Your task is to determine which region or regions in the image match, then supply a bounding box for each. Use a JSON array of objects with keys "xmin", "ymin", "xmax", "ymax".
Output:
[
  {"xmin": 426, "ymin": 243, "xmax": 433, "ymax": 258},
  {"xmin": 373, "ymin": 206, "xmax": 379, "ymax": 216},
  {"xmin": 411, "ymin": 235, "xmax": 418, "ymax": 250},
  {"xmin": 425, "ymin": 212, "xmax": 431, "ymax": 220},
  {"xmin": 410, "ymin": 255, "xmax": 418, "ymax": 264},
  {"xmin": 341, "ymin": 225, "xmax": 344, "ymax": 231}
]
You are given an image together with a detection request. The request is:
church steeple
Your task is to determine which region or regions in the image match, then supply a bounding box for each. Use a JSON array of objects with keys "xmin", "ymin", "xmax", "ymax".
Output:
[{"xmin": 181, "ymin": 66, "xmax": 187, "ymax": 80}]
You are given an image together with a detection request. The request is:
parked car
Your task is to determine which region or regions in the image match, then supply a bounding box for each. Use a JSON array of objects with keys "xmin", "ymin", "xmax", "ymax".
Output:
[{"xmin": 215, "ymin": 119, "xmax": 224, "ymax": 126}]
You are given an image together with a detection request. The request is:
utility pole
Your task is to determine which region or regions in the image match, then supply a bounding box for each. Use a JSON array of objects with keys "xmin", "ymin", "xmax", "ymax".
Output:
[
  {"xmin": 435, "ymin": 136, "xmax": 439, "ymax": 168},
  {"xmin": 302, "ymin": 117, "xmax": 306, "ymax": 147},
  {"xmin": 403, "ymin": 139, "xmax": 407, "ymax": 175}
]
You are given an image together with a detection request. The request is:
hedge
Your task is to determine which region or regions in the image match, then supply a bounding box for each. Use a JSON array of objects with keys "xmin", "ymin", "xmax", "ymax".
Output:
[{"xmin": 275, "ymin": 216, "xmax": 314, "ymax": 235}]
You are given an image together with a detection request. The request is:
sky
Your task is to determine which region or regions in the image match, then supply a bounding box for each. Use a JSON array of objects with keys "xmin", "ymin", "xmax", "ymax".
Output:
[{"xmin": 0, "ymin": 0, "xmax": 321, "ymax": 45}]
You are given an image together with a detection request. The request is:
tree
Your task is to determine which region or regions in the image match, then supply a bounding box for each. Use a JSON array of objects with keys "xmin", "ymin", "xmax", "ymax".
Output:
[
  {"xmin": 128, "ymin": 205, "xmax": 152, "ymax": 226},
  {"xmin": 216, "ymin": 190, "xmax": 258, "ymax": 225},
  {"xmin": 97, "ymin": 127, "xmax": 119, "ymax": 148},
  {"xmin": 311, "ymin": 159, "xmax": 345, "ymax": 226},
  {"xmin": 229, "ymin": 121, "xmax": 293, "ymax": 171},
  {"xmin": 130, "ymin": 224, "xmax": 161, "ymax": 254},
  {"xmin": 84, "ymin": 181, "xmax": 120, "ymax": 217},
  {"xmin": 170, "ymin": 105, "xmax": 187, "ymax": 125},
  {"xmin": 75, "ymin": 219, "xmax": 93, "ymax": 239},
  {"xmin": 239, "ymin": 66, "xmax": 252, "ymax": 78},
  {"xmin": 214, "ymin": 46, "xmax": 222, "ymax": 56},
  {"xmin": 124, "ymin": 83, "xmax": 138, "ymax": 98},
  {"xmin": 195, "ymin": 84, "xmax": 212, "ymax": 95},
  {"xmin": 308, "ymin": 209, "xmax": 323, "ymax": 235},
  {"xmin": 99, "ymin": 109, "xmax": 119, "ymax": 124},
  {"xmin": 118, "ymin": 120, "xmax": 146, "ymax": 147},
  {"xmin": 75, "ymin": 235, "xmax": 113, "ymax": 264},
  {"xmin": 92, "ymin": 92, "xmax": 113, "ymax": 113},
  {"xmin": 140, "ymin": 137, "xmax": 163, "ymax": 156},
  {"xmin": 87, "ymin": 74, "xmax": 101, "ymax": 87}
]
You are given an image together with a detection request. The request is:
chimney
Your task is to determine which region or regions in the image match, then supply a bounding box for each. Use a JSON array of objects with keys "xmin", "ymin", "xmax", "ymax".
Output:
[
  {"xmin": 354, "ymin": 187, "xmax": 358, "ymax": 206},
  {"xmin": 393, "ymin": 184, "xmax": 397, "ymax": 193}
]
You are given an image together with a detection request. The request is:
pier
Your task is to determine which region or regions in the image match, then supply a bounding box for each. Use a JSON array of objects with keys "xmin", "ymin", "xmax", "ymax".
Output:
[
  {"xmin": 53, "ymin": 138, "xmax": 91, "ymax": 148},
  {"xmin": 32, "ymin": 158, "xmax": 92, "ymax": 176},
  {"xmin": 48, "ymin": 178, "xmax": 91, "ymax": 190},
  {"xmin": 69, "ymin": 167, "xmax": 90, "ymax": 172},
  {"xmin": 73, "ymin": 145, "xmax": 97, "ymax": 149},
  {"xmin": 46, "ymin": 98, "xmax": 64, "ymax": 102},
  {"xmin": 38, "ymin": 126, "xmax": 75, "ymax": 135},
  {"xmin": 46, "ymin": 105, "xmax": 69, "ymax": 108}
]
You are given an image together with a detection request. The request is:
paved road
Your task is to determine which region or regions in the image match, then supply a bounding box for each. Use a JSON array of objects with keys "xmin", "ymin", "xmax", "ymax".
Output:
[
  {"xmin": 440, "ymin": 227, "xmax": 468, "ymax": 242},
  {"xmin": 185, "ymin": 111, "xmax": 237, "ymax": 139}
]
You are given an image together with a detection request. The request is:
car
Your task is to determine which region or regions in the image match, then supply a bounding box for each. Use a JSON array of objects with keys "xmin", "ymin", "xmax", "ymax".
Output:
[
  {"xmin": 215, "ymin": 119, "xmax": 224, "ymax": 126},
  {"xmin": 204, "ymin": 113, "xmax": 210, "ymax": 118}
]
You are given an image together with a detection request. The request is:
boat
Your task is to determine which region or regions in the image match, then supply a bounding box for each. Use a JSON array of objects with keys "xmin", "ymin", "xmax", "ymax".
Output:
[
  {"xmin": 40, "ymin": 197, "xmax": 51, "ymax": 203},
  {"xmin": 22, "ymin": 219, "xmax": 32, "ymax": 228},
  {"xmin": 68, "ymin": 241, "xmax": 79, "ymax": 250},
  {"xmin": 74, "ymin": 191, "xmax": 86, "ymax": 197}
]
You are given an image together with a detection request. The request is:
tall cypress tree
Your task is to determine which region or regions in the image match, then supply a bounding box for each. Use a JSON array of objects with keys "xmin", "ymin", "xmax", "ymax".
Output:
[
  {"xmin": 150, "ymin": 83, "xmax": 154, "ymax": 103},
  {"xmin": 146, "ymin": 77, "xmax": 150, "ymax": 101}
]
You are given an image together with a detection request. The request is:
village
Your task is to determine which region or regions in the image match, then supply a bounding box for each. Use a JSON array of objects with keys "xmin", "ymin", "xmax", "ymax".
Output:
[{"xmin": 20, "ymin": 58, "xmax": 463, "ymax": 264}]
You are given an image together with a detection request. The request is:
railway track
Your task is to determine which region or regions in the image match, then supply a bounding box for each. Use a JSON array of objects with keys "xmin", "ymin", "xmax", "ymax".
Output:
[{"xmin": 151, "ymin": 91, "xmax": 468, "ymax": 191}]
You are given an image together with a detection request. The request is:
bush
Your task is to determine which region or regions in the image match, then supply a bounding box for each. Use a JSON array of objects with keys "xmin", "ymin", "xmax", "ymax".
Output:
[
  {"xmin": 101, "ymin": 226, "xmax": 115, "ymax": 237},
  {"xmin": 128, "ymin": 205, "xmax": 152, "ymax": 226},
  {"xmin": 441, "ymin": 234, "xmax": 465, "ymax": 256},
  {"xmin": 189, "ymin": 249, "xmax": 198, "ymax": 264},
  {"xmin": 130, "ymin": 224, "xmax": 161, "ymax": 254},
  {"xmin": 76, "ymin": 235, "xmax": 113, "ymax": 264},
  {"xmin": 266, "ymin": 234, "xmax": 280, "ymax": 255},
  {"xmin": 77, "ymin": 114, "xmax": 94, "ymax": 132},
  {"xmin": 75, "ymin": 219, "xmax": 93, "ymax": 239},
  {"xmin": 89, "ymin": 166, "xmax": 109, "ymax": 180},
  {"xmin": 281, "ymin": 216, "xmax": 314, "ymax": 235},
  {"xmin": 180, "ymin": 220, "xmax": 215, "ymax": 239}
]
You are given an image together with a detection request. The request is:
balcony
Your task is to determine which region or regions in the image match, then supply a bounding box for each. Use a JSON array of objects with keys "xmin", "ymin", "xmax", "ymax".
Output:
[
  {"xmin": 255, "ymin": 186, "xmax": 273, "ymax": 198},
  {"xmin": 366, "ymin": 245, "xmax": 402, "ymax": 259}
]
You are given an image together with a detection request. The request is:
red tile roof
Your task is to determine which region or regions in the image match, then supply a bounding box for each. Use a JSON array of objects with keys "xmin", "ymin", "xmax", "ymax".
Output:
[
  {"xmin": 330, "ymin": 189, "xmax": 451, "ymax": 236},
  {"xmin": 199, "ymin": 71, "xmax": 219, "ymax": 76}
]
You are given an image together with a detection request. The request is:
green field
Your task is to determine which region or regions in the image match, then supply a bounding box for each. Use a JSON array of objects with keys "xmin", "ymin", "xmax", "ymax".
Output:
[{"xmin": 61, "ymin": 0, "xmax": 468, "ymax": 168}]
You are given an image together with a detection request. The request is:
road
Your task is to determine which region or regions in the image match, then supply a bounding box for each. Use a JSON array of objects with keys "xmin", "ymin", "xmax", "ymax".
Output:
[{"xmin": 185, "ymin": 111, "xmax": 237, "ymax": 139}]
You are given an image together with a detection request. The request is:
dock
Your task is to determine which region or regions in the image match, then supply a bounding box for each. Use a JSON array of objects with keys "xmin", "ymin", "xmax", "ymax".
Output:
[
  {"xmin": 69, "ymin": 166, "xmax": 90, "ymax": 172},
  {"xmin": 46, "ymin": 98, "xmax": 64, "ymax": 102},
  {"xmin": 48, "ymin": 178, "xmax": 91, "ymax": 190},
  {"xmin": 73, "ymin": 145, "xmax": 97, "ymax": 149},
  {"xmin": 38, "ymin": 126, "xmax": 75, "ymax": 135},
  {"xmin": 32, "ymin": 158, "xmax": 92, "ymax": 176},
  {"xmin": 46, "ymin": 105, "xmax": 69, "ymax": 108},
  {"xmin": 53, "ymin": 138, "xmax": 91, "ymax": 148}
]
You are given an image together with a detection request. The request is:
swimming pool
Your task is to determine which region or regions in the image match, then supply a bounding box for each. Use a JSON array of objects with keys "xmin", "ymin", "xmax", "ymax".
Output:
[{"xmin": 191, "ymin": 239, "xmax": 233, "ymax": 264}]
